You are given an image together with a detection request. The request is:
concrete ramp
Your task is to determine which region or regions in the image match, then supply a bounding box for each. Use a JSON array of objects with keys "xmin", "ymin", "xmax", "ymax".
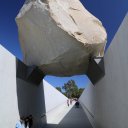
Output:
[{"xmin": 45, "ymin": 104, "xmax": 92, "ymax": 128}]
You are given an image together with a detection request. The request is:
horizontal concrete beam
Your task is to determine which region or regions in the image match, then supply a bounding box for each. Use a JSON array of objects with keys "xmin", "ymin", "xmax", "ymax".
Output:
[{"xmin": 16, "ymin": 59, "xmax": 45, "ymax": 85}]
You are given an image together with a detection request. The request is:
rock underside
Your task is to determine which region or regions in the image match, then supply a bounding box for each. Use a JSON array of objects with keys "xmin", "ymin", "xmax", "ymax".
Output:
[{"xmin": 16, "ymin": 0, "xmax": 107, "ymax": 76}]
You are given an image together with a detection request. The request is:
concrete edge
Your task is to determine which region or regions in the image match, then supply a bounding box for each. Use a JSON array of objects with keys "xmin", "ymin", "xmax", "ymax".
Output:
[{"xmin": 80, "ymin": 102, "xmax": 95, "ymax": 128}]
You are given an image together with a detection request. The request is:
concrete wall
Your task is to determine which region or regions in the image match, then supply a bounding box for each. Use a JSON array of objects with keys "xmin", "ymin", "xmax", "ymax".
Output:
[
  {"xmin": 0, "ymin": 45, "xmax": 67, "ymax": 127},
  {"xmin": 0, "ymin": 45, "xmax": 19, "ymax": 128},
  {"xmin": 43, "ymin": 80, "xmax": 67, "ymax": 113},
  {"xmin": 16, "ymin": 79, "xmax": 46, "ymax": 127},
  {"xmin": 43, "ymin": 80, "xmax": 68, "ymax": 124},
  {"xmin": 79, "ymin": 83, "xmax": 95, "ymax": 127},
  {"xmin": 94, "ymin": 13, "xmax": 128, "ymax": 128},
  {"xmin": 79, "ymin": 13, "xmax": 128, "ymax": 128},
  {"xmin": 0, "ymin": 45, "xmax": 46, "ymax": 127}
]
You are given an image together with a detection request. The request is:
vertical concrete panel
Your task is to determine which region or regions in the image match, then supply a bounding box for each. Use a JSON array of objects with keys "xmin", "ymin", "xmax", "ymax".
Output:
[
  {"xmin": 0, "ymin": 45, "xmax": 46, "ymax": 127},
  {"xmin": 95, "ymin": 13, "xmax": 128, "ymax": 128},
  {"xmin": 43, "ymin": 80, "xmax": 67, "ymax": 113},
  {"xmin": 79, "ymin": 83, "xmax": 95, "ymax": 127},
  {"xmin": 16, "ymin": 79, "xmax": 46, "ymax": 127},
  {"xmin": 0, "ymin": 45, "xmax": 19, "ymax": 128},
  {"xmin": 79, "ymin": 83, "xmax": 95, "ymax": 115}
]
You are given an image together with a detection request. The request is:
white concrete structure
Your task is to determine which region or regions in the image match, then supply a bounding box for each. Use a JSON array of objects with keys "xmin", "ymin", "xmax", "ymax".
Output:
[
  {"xmin": 16, "ymin": 0, "xmax": 107, "ymax": 76},
  {"xmin": 79, "ymin": 13, "xmax": 128, "ymax": 128},
  {"xmin": 79, "ymin": 83, "xmax": 95, "ymax": 127},
  {"xmin": 43, "ymin": 80, "xmax": 67, "ymax": 113},
  {"xmin": 0, "ymin": 45, "xmax": 69, "ymax": 127},
  {"xmin": 0, "ymin": 45, "xmax": 19, "ymax": 128},
  {"xmin": 43, "ymin": 80, "xmax": 69, "ymax": 124},
  {"xmin": 94, "ymin": 13, "xmax": 128, "ymax": 128},
  {"xmin": 0, "ymin": 45, "xmax": 46, "ymax": 127}
]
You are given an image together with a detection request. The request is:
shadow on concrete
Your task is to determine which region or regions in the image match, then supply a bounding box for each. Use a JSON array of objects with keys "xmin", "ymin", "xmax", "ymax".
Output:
[
  {"xmin": 45, "ymin": 105, "xmax": 92, "ymax": 128},
  {"xmin": 16, "ymin": 78, "xmax": 46, "ymax": 127},
  {"xmin": 16, "ymin": 59, "xmax": 46, "ymax": 127}
]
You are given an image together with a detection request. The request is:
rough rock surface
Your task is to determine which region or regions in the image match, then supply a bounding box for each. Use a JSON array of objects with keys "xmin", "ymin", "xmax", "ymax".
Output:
[{"xmin": 16, "ymin": 0, "xmax": 107, "ymax": 76}]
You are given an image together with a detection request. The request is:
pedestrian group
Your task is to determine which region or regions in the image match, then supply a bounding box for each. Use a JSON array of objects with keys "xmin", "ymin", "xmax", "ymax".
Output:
[{"xmin": 16, "ymin": 115, "xmax": 33, "ymax": 128}]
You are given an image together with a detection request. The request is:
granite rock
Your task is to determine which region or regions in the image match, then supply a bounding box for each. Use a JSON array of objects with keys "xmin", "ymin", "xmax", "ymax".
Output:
[{"xmin": 16, "ymin": 0, "xmax": 107, "ymax": 76}]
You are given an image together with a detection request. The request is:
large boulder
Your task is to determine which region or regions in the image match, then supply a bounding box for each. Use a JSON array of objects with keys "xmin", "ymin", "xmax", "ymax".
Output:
[{"xmin": 16, "ymin": 0, "xmax": 107, "ymax": 76}]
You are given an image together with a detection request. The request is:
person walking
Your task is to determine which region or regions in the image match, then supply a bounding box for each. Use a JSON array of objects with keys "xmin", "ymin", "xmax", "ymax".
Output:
[
  {"xmin": 67, "ymin": 99, "xmax": 69, "ymax": 107},
  {"xmin": 75, "ymin": 99, "xmax": 79, "ymax": 108},
  {"xmin": 70, "ymin": 99, "xmax": 72, "ymax": 105},
  {"xmin": 28, "ymin": 115, "xmax": 33, "ymax": 128}
]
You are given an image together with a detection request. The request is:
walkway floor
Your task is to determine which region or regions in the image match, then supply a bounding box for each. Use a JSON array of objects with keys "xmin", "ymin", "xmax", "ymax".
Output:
[{"xmin": 45, "ymin": 104, "xmax": 92, "ymax": 128}]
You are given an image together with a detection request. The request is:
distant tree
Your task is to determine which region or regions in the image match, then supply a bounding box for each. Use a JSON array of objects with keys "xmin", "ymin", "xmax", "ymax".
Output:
[
  {"xmin": 62, "ymin": 92, "xmax": 67, "ymax": 97},
  {"xmin": 56, "ymin": 81, "xmax": 85, "ymax": 98},
  {"xmin": 56, "ymin": 87, "xmax": 62, "ymax": 92},
  {"xmin": 78, "ymin": 88, "xmax": 84, "ymax": 98},
  {"xmin": 62, "ymin": 80, "xmax": 79, "ymax": 98}
]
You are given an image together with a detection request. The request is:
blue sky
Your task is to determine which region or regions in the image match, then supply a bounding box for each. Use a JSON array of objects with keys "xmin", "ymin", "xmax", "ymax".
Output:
[{"xmin": 0, "ymin": 0, "xmax": 127, "ymax": 88}]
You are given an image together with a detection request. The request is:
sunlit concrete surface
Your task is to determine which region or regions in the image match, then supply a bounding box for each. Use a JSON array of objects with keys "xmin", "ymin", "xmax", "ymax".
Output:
[
  {"xmin": 46, "ymin": 102, "xmax": 75, "ymax": 124},
  {"xmin": 43, "ymin": 80, "xmax": 68, "ymax": 114},
  {"xmin": 0, "ymin": 45, "xmax": 19, "ymax": 128},
  {"xmin": 45, "ymin": 104, "xmax": 92, "ymax": 128}
]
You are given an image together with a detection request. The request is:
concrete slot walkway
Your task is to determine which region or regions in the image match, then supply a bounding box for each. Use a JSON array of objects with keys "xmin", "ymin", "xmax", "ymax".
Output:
[
  {"xmin": 45, "ymin": 104, "xmax": 92, "ymax": 128},
  {"xmin": 46, "ymin": 102, "xmax": 75, "ymax": 125}
]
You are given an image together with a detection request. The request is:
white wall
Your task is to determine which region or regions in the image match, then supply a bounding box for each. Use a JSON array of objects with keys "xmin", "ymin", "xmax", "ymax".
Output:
[
  {"xmin": 94, "ymin": 13, "xmax": 128, "ymax": 128},
  {"xmin": 43, "ymin": 80, "xmax": 68, "ymax": 124},
  {"xmin": 0, "ymin": 44, "xmax": 68, "ymax": 127},
  {"xmin": 43, "ymin": 80, "xmax": 67, "ymax": 113},
  {"xmin": 79, "ymin": 13, "xmax": 128, "ymax": 128},
  {"xmin": 0, "ymin": 45, "xmax": 47, "ymax": 127},
  {"xmin": 79, "ymin": 83, "xmax": 95, "ymax": 127},
  {"xmin": 0, "ymin": 45, "xmax": 19, "ymax": 128},
  {"xmin": 79, "ymin": 83, "xmax": 95, "ymax": 116}
]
